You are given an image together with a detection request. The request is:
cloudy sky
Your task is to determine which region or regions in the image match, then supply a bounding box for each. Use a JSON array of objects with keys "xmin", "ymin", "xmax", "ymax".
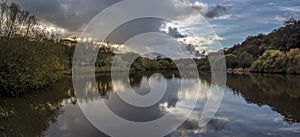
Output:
[{"xmin": 12, "ymin": 0, "xmax": 300, "ymax": 49}]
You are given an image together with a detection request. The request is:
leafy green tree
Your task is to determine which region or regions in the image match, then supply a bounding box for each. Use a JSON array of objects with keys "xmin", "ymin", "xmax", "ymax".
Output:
[
  {"xmin": 237, "ymin": 51, "xmax": 254, "ymax": 68},
  {"xmin": 225, "ymin": 54, "xmax": 238, "ymax": 68},
  {"xmin": 286, "ymin": 48, "xmax": 300, "ymax": 74},
  {"xmin": 250, "ymin": 50, "xmax": 286, "ymax": 73}
]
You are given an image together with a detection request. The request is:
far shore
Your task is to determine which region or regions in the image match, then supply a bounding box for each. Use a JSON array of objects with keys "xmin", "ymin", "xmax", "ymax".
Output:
[
  {"xmin": 90, "ymin": 67, "xmax": 300, "ymax": 75},
  {"xmin": 227, "ymin": 68, "xmax": 300, "ymax": 75}
]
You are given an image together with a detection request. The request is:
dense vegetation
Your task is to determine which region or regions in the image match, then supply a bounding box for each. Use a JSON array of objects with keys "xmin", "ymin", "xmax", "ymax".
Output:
[
  {"xmin": 0, "ymin": 112, "xmax": 7, "ymax": 131},
  {"xmin": 0, "ymin": 112, "xmax": 6, "ymax": 121},
  {"xmin": 95, "ymin": 51, "xmax": 178, "ymax": 72},
  {"xmin": 0, "ymin": 37, "xmax": 72, "ymax": 96},
  {"xmin": 226, "ymin": 18, "xmax": 300, "ymax": 56},
  {"xmin": 0, "ymin": 2, "xmax": 70, "ymax": 96},
  {"xmin": 250, "ymin": 49, "xmax": 300, "ymax": 74},
  {"xmin": 196, "ymin": 18, "xmax": 300, "ymax": 74},
  {"xmin": 95, "ymin": 47, "xmax": 197, "ymax": 72}
]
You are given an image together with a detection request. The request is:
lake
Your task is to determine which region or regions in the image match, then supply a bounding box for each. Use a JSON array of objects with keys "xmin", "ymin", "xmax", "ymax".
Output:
[{"xmin": 1, "ymin": 71, "xmax": 300, "ymax": 137}]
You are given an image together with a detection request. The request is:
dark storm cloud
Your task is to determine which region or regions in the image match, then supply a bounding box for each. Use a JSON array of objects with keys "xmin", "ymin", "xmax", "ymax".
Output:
[
  {"xmin": 12, "ymin": 0, "xmax": 191, "ymax": 37},
  {"xmin": 105, "ymin": 18, "xmax": 163, "ymax": 44},
  {"xmin": 13, "ymin": 0, "xmax": 122, "ymax": 33},
  {"xmin": 167, "ymin": 27, "xmax": 187, "ymax": 38},
  {"xmin": 187, "ymin": 45, "xmax": 202, "ymax": 57},
  {"xmin": 12, "ymin": 0, "xmax": 229, "ymax": 43},
  {"xmin": 205, "ymin": 4, "xmax": 230, "ymax": 18},
  {"xmin": 106, "ymin": 21, "xmax": 190, "ymax": 44}
]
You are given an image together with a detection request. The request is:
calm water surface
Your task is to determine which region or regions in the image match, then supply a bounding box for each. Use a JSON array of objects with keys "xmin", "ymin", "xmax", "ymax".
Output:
[{"xmin": 1, "ymin": 71, "xmax": 300, "ymax": 137}]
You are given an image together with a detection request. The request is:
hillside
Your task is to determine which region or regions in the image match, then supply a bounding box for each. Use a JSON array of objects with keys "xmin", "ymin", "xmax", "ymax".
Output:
[
  {"xmin": 226, "ymin": 18, "xmax": 300, "ymax": 57},
  {"xmin": 222, "ymin": 18, "xmax": 300, "ymax": 74}
]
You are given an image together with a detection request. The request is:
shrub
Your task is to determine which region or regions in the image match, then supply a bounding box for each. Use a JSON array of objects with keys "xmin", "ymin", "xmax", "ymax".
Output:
[
  {"xmin": 0, "ymin": 37, "xmax": 71, "ymax": 96},
  {"xmin": 250, "ymin": 48, "xmax": 300, "ymax": 74}
]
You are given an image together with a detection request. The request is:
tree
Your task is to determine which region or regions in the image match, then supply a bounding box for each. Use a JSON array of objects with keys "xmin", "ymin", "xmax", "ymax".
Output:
[
  {"xmin": 0, "ymin": 2, "xmax": 49, "ymax": 39},
  {"xmin": 284, "ymin": 16, "xmax": 297, "ymax": 26},
  {"xmin": 17, "ymin": 10, "xmax": 29, "ymax": 35},
  {"xmin": 225, "ymin": 54, "xmax": 238, "ymax": 68},
  {"xmin": 250, "ymin": 50, "xmax": 286, "ymax": 73},
  {"xmin": 26, "ymin": 15, "xmax": 38, "ymax": 37},
  {"xmin": 0, "ymin": 2, "xmax": 7, "ymax": 35},
  {"xmin": 238, "ymin": 51, "xmax": 254, "ymax": 68},
  {"xmin": 7, "ymin": 3, "xmax": 20, "ymax": 37}
]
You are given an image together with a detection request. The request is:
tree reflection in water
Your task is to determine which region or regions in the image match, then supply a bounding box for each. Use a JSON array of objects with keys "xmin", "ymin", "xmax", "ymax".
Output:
[
  {"xmin": 225, "ymin": 73, "xmax": 300, "ymax": 124},
  {"xmin": 1, "ymin": 71, "xmax": 300, "ymax": 137},
  {"xmin": 0, "ymin": 78, "xmax": 73, "ymax": 137}
]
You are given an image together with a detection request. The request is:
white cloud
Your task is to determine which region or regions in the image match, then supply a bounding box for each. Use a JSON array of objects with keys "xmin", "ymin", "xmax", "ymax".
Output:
[
  {"xmin": 191, "ymin": 1, "xmax": 208, "ymax": 14},
  {"xmin": 213, "ymin": 14, "xmax": 235, "ymax": 20},
  {"xmin": 280, "ymin": 6, "xmax": 300, "ymax": 12}
]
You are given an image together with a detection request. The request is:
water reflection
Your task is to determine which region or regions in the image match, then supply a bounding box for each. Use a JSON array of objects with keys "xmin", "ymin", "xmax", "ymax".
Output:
[
  {"xmin": 0, "ymin": 79, "xmax": 73, "ymax": 137},
  {"xmin": 73, "ymin": 70, "xmax": 208, "ymax": 137},
  {"xmin": 226, "ymin": 74, "xmax": 300, "ymax": 124},
  {"xmin": 0, "ymin": 72, "xmax": 300, "ymax": 137}
]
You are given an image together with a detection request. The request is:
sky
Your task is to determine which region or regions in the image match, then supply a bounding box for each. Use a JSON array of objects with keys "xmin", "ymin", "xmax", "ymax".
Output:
[{"xmin": 12, "ymin": 0, "xmax": 300, "ymax": 49}]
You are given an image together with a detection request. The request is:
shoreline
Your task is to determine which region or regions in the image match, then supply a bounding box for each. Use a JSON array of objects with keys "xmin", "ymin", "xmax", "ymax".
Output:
[
  {"xmin": 227, "ymin": 68, "xmax": 300, "ymax": 75},
  {"xmin": 92, "ymin": 67, "xmax": 300, "ymax": 75}
]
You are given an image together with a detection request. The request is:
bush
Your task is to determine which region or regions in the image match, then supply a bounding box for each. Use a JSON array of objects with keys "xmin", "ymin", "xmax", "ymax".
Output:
[
  {"xmin": 225, "ymin": 54, "xmax": 238, "ymax": 68},
  {"xmin": 250, "ymin": 48, "xmax": 300, "ymax": 74},
  {"xmin": 237, "ymin": 51, "xmax": 254, "ymax": 68},
  {"xmin": 0, "ymin": 37, "xmax": 71, "ymax": 96},
  {"xmin": 250, "ymin": 50, "xmax": 285, "ymax": 73},
  {"xmin": 0, "ymin": 112, "xmax": 7, "ymax": 121}
]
